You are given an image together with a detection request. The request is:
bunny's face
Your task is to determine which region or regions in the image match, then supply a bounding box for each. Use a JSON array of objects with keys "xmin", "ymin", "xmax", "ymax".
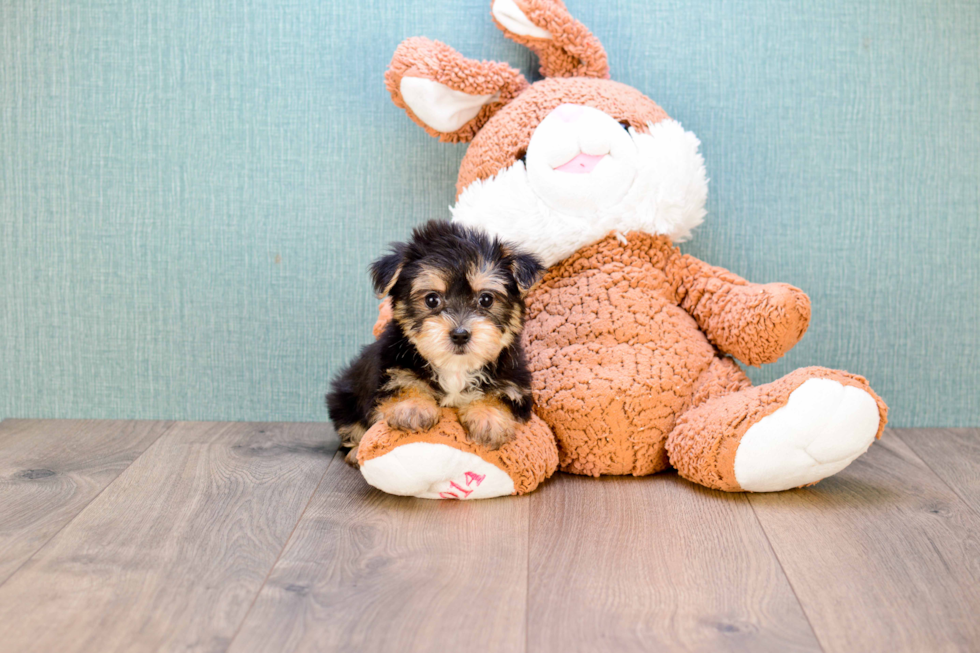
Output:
[
  {"xmin": 454, "ymin": 77, "xmax": 669, "ymax": 197},
  {"xmin": 528, "ymin": 103, "xmax": 640, "ymax": 211},
  {"xmin": 387, "ymin": 1, "xmax": 708, "ymax": 267}
]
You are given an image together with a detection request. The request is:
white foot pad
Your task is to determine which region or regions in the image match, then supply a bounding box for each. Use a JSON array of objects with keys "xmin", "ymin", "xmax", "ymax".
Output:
[
  {"xmin": 360, "ymin": 442, "xmax": 515, "ymax": 500},
  {"xmin": 733, "ymin": 379, "xmax": 881, "ymax": 492}
]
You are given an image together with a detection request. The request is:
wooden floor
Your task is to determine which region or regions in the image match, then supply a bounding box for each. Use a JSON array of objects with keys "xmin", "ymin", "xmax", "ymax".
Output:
[{"xmin": 0, "ymin": 421, "xmax": 978, "ymax": 652}]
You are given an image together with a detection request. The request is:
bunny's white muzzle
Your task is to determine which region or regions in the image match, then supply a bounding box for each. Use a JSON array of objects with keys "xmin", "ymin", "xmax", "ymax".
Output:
[{"xmin": 525, "ymin": 104, "xmax": 639, "ymax": 215}]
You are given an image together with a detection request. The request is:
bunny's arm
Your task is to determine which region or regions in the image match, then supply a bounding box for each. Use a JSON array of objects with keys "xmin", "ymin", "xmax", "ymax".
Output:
[
  {"xmin": 372, "ymin": 298, "xmax": 394, "ymax": 339},
  {"xmin": 664, "ymin": 251, "xmax": 811, "ymax": 366}
]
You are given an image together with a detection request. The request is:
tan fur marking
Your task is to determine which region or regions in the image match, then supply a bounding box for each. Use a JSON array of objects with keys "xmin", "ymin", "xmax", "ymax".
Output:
[
  {"xmin": 413, "ymin": 313, "xmax": 458, "ymax": 361},
  {"xmin": 466, "ymin": 316, "xmax": 510, "ymax": 366},
  {"xmin": 507, "ymin": 305, "xmax": 523, "ymax": 334},
  {"xmin": 377, "ymin": 264, "xmax": 403, "ymax": 298},
  {"xmin": 344, "ymin": 445, "xmax": 361, "ymax": 467},
  {"xmin": 338, "ymin": 423, "xmax": 368, "ymax": 468},
  {"xmin": 391, "ymin": 301, "xmax": 410, "ymax": 327},
  {"xmin": 458, "ymin": 395, "xmax": 517, "ymax": 450},
  {"xmin": 500, "ymin": 381, "xmax": 527, "ymax": 404},
  {"xmin": 467, "ymin": 260, "xmax": 508, "ymax": 295},
  {"xmin": 413, "ymin": 265, "xmax": 448, "ymax": 294},
  {"xmin": 375, "ymin": 388, "xmax": 441, "ymax": 434},
  {"xmin": 382, "ymin": 368, "xmax": 433, "ymax": 396},
  {"xmin": 411, "ymin": 314, "xmax": 508, "ymax": 376},
  {"xmin": 337, "ymin": 422, "xmax": 367, "ymax": 449}
]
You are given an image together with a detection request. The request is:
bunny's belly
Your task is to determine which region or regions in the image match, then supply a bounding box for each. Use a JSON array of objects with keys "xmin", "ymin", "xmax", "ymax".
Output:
[{"xmin": 522, "ymin": 236, "xmax": 718, "ymax": 476}]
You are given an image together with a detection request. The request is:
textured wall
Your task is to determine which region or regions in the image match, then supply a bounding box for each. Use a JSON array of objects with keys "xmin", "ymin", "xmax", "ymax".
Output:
[{"xmin": 1, "ymin": 0, "xmax": 978, "ymax": 426}]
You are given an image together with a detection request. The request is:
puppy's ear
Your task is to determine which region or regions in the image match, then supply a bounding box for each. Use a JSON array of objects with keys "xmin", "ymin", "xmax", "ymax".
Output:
[
  {"xmin": 370, "ymin": 244, "xmax": 407, "ymax": 298},
  {"xmin": 509, "ymin": 251, "xmax": 545, "ymax": 294}
]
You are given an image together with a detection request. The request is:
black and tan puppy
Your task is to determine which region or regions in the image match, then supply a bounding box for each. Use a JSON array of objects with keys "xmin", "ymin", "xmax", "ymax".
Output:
[{"xmin": 327, "ymin": 220, "xmax": 545, "ymax": 466}]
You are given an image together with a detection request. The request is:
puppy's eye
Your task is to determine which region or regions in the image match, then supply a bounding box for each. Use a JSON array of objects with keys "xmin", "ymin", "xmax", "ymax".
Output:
[
  {"xmin": 478, "ymin": 292, "xmax": 494, "ymax": 309},
  {"xmin": 424, "ymin": 293, "xmax": 441, "ymax": 309}
]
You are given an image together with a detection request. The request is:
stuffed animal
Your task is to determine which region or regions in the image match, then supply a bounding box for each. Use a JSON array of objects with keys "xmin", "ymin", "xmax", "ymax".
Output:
[{"xmin": 356, "ymin": 0, "xmax": 888, "ymax": 499}]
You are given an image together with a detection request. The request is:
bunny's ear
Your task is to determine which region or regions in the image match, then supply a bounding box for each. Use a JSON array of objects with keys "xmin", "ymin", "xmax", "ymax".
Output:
[
  {"xmin": 491, "ymin": 0, "xmax": 609, "ymax": 79},
  {"xmin": 386, "ymin": 37, "xmax": 528, "ymax": 143}
]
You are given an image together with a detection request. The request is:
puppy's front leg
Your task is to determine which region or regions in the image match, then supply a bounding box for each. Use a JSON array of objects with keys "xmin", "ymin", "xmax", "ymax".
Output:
[
  {"xmin": 459, "ymin": 397, "xmax": 517, "ymax": 450},
  {"xmin": 375, "ymin": 390, "xmax": 441, "ymax": 433},
  {"xmin": 336, "ymin": 423, "xmax": 368, "ymax": 468},
  {"xmin": 344, "ymin": 445, "xmax": 361, "ymax": 467}
]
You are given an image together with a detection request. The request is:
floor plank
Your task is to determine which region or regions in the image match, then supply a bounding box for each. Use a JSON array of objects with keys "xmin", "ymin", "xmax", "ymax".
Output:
[
  {"xmin": 896, "ymin": 428, "xmax": 980, "ymax": 515},
  {"xmin": 0, "ymin": 419, "xmax": 171, "ymax": 585},
  {"xmin": 748, "ymin": 429, "xmax": 980, "ymax": 653},
  {"xmin": 527, "ymin": 472, "xmax": 820, "ymax": 653},
  {"xmin": 230, "ymin": 452, "xmax": 529, "ymax": 653},
  {"xmin": 0, "ymin": 421, "xmax": 337, "ymax": 653}
]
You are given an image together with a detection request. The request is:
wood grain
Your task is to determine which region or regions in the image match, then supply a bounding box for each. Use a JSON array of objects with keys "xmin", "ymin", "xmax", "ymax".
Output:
[
  {"xmin": 0, "ymin": 421, "xmax": 337, "ymax": 653},
  {"xmin": 748, "ymin": 429, "xmax": 980, "ymax": 652},
  {"xmin": 2, "ymin": 422, "xmax": 978, "ymax": 652},
  {"xmin": 230, "ymin": 452, "xmax": 529, "ymax": 653},
  {"xmin": 526, "ymin": 472, "xmax": 820, "ymax": 653},
  {"xmin": 896, "ymin": 428, "xmax": 980, "ymax": 515},
  {"xmin": 0, "ymin": 419, "xmax": 171, "ymax": 585}
]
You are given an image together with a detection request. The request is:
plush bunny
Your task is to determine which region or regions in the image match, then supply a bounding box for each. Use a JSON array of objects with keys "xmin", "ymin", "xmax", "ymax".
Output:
[{"xmin": 356, "ymin": 0, "xmax": 888, "ymax": 499}]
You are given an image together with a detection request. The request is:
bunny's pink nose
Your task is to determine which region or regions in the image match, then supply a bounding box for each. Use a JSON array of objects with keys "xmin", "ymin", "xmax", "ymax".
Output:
[
  {"xmin": 553, "ymin": 104, "xmax": 585, "ymax": 122},
  {"xmin": 554, "ymin": 153, "xmax": 606, "ymax": 174}
]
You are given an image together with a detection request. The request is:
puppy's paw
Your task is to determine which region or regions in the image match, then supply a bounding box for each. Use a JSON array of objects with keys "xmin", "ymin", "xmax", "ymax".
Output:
[
  {"xmin": 344, "ymin": 445, "xmax": 361, "ymax": 468},
  {"xmin": 381, "ymin": 397, "xmax": 441, "ymax": 433},
  {"xmin": 460, "ymin": 401, "xmax": 517, "ymax": 451}
]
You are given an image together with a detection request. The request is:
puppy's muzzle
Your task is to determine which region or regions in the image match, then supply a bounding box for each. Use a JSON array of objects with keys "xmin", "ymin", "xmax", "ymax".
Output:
[{"xmin": 450, "ymin": 327, "xmax": 471, "ymax": 346}]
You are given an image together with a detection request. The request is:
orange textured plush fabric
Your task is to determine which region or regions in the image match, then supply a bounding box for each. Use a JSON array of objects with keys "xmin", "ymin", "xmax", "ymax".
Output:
[
  {"xmin": 455, "ymin": 77, "xmax": 670, "ymax": 196},
  {"xmin": 667, "ymin": 366, "xmax": 888, "ymax": 492},
  {"xmin": 385, "ymin": 37, "xmax": 528, "ymax": 143},
  {"xmin": 358, "ymin": 408, "xmax": 558, "ymax": 496},
  {"xmin": 522, "ymin": 232, "xmax": 852, "ymax": 478},
  {"xmin": 491, "ymin": 0, "xmax": 610, "ymax": 79},
  {"xmin": 354, "ymin": 0, "xmax": 888, "ymax": 499}
]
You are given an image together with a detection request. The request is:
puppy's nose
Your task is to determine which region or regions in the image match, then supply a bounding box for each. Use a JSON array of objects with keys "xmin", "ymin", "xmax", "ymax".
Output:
[{"xmin": 450, "ymin": 327, "xmax": 471, "ymax": 346}]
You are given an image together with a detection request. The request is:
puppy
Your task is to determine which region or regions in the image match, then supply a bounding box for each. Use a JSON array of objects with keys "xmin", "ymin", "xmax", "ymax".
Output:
[{"xmin": 327, "ymin": 220, "xmax": 544, "ymax": 466}]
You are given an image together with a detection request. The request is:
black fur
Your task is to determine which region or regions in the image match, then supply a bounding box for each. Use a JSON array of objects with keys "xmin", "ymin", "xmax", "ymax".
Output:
[
  {"xmin": 510, "ymin": 251, "xmax": 545, "ymax": 293},
  {"xmin": 370, "ymin": 242, "xmax": 407, "ymax": 296},
  {"xmin": 326, "ymin": 220, "xmax": 544, "ymax": 456}
]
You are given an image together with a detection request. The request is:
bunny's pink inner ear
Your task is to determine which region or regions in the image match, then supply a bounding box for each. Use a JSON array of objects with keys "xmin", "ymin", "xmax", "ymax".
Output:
[
  {"xmin": 399, "ymin": 78, "xmax": 501, "ymax": 134},
  {"xmin": 490, "ymin": 0, "xmax": 609, "ymax": 79},
  {"xmin": 492, "ymin": 0, "xmax": 554, "ymax": 39},
  {"xmin": 386, "ymin": 37, "xmax": 528, "ymax": 143}
]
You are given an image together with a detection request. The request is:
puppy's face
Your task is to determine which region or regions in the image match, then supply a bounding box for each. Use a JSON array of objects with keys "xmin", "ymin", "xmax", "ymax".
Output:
[
  {"xmin": 397, "ymin": 257, "xmax": 521, "ymax": 371},
  {"xmin": 372, "ymin": 222, "xmax": 543, "ymax": 373}
]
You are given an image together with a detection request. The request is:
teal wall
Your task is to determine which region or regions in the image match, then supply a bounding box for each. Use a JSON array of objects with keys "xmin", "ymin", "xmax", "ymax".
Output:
[{"xmin": 2, "ymin": 0, "xmax": 978, "ymax": 426}]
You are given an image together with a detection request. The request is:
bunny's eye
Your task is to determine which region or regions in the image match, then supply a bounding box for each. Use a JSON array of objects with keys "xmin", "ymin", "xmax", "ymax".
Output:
[
  {"xmin": 619, "ymin": 120, "xmax": 632, "ymax": 131},
  {"xmin": 515, "ymin": 148, "xmax": 527, "ymax": 163}
]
